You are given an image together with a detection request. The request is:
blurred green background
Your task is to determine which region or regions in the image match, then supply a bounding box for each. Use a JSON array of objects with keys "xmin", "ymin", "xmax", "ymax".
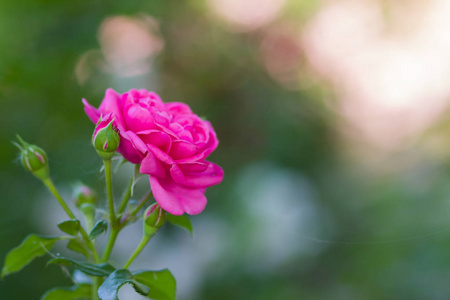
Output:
[{"xmin": 3, "ymin": 0, "xmax": 450, "ymax": 299}]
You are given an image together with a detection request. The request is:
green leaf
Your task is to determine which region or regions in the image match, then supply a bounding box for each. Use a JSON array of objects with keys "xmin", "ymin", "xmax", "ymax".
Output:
[
  {"xmin": 67, "ymin": 238, "xmax": 89, "ymax": 259},
  {"xmin": 98, "ymin": 269, "xmax": 150, "ymax": 300},
  {"xmin": 166, "ymin": 214, "xmax": 193, "ymax": 236},
  {"xmin": 47, "ymin": 257, "xmax": 115, "ymax": 277},
  {"xmin": 57, "ymin": 219, "xmax": 81, "ymax": 236},
  {"xmin": 1, "ymin": 234, "xmax": 63, "ymax": 278},
  {"xmin": 134, "ymin": 269, "xmax": 176, "ymax": 300},
  {"xmin": 89, "ymin": 220, "xmax": 108, "ymax": 240},
  {"xmin": 40, "ymin": 284, "xmax": 91, "ymax": 300}
]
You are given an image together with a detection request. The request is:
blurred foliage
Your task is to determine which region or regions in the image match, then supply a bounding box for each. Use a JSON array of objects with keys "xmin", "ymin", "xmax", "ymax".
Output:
[{"xmin": 2, "ymin": 0, "xmax": 450, "ymax": 299}]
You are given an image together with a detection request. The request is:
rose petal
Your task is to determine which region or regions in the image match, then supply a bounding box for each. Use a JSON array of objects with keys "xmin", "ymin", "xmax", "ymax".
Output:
[
  {"xmin": 169, "ymin": 162, "xmax": 223, "ymax": 188},
  {"xmin": 139, "ymin": 130, "xmax": 172, "ymax": 153},
  {"xmin": 169, "ymin": 140, "xmax": 198, "ymax": 159},
  {"xmin": 122, "ymin": 131, "xmax": 148, "ymax": 153},
  {"xmin": 183, "ymin": 162, "xmax": 224, "ymax": 188},
  {"xmin": 202, "ymin": 122, "xmax": 219, "ymax": 156},
  {"xmin": 169, "ymin": 164, "xmax": 185, "ymax": 185},
  {"xmin": 178, "ymin": 130, "xmax": 193, "ymax": 143},
  {"xmin": 82, "ymin": 99, "xmax": 101, "ymax": 123},
  {"xmin": 117, "ymin": 131, "xmax": 147, "ymax": 164},
  {"xmin": 149, "ymin": 176, "xmax": 207, "ymax": 215},
  {"xmin": 169, "ymin": 123, "xmax": 184, "ymax": 134},
  {"xmin": 147, "ymin": 144, "xmax": 174, "ymax": 165},
  {"xmin": 174, "ymin": 130, "xmax": 219, "ymax": 163},
  {"xmin": 125, "ymin": 104, "xmax": 156, "ymax": 132},
  {"xmin": 117, "ymin": 136, "xmax": 142, "ymax": 164},
  {"xmin": 140, "ymin": 152, "xmax": 166, "ymax": 177},
  {"xmin": 178, "ymin": 161, "xmax": 209, "ymax": 173},
  {"xmin": 138, "ymin": 90, "xmax": 165, "ymax": 109},
  {"xmin": 165, "ymin": 102, "xmax": 193, "ymax": 115},
  {"xmin": 98, "ymin": 89, "xmax": 125, "ymax": 127}
]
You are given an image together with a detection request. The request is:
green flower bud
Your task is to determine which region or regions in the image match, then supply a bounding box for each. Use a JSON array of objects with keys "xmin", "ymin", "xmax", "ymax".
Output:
[
  {"xmin": 72, "ymin": 183, "xmax": 97, "ymax": 208},
  {"xmin": 143, "ymin": 204, "xmax": 166, "ymax": 236},
  {"xmin": 79, "ymin": 202, "xmax": 96, "ymax": 220},
  {"xmin": 15, "ymin": 135, "xmax": 50, "ymax": 180},
  {"xmin": 92, "ymin": 116, "xmax": 120, "ymax": 160}
]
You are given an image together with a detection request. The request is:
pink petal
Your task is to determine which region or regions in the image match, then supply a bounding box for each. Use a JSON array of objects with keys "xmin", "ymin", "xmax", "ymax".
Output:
[
  {"xmin": 140, "ymin": 152, "xmax": 166, "ymax": 177},
  {"xmin": 178, "ymin": 162, "xmax": 209, "ymax": 173},
  {"xmin": 202, "ymin": 124, "xmax": 219, "ymax": 157},
  {"xmin": 117, "ymin": 131, "xmax": 147, "ymax": 164},
  {"xmin": 147, "ymin": 144, "xmax": 174, "ymax": 165},
  {"xmin": 82, "ymin": 99, "xmax": 101, "ymax": 123},
  {"xmin": 139, "ymin": 130, "xmax": 172, "ymax": 153},
  {"xmin": 183, "ymin": 162, "xmax": 224, "ymax": 188},
  {"xmin": 169, "ymin": 164, "xmax": 186, "ymax": 185},
  {"xmin": 123, "ymin": 131, "xmax": 148, "ymax": 153},
  {"xmin": 169, "ymin": 162, "xmax": 223, "ymax": 188},
  {"xmin": 149, "ymin": 176, "xmax": 207, "ymax": 215},
  {"xmin": 117, "ymin": 137, "xmax": 142, "ymax": 164},
  {"xmin": 165, "ymin": 102, "xmax": 193, "ymax": 115},
  {"xmin": 175, "ymin": 130, "xmax": 219, "ymax": 164},
  {"xmin": 98, "ymin": 89, "xmax": 125, "ymax": 126},
  {"xmin": 124, "ymin": 104, "xmax": 156, "ymax": 132},
  {"xmin": 169, "ymin": 140, "xmax": 198, "ymax": 160}
]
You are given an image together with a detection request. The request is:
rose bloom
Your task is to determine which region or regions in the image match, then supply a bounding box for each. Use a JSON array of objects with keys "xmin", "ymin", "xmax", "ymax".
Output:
[{"xmin": 83, "ymin": 89, "xmax": 224, "ymax": 215}]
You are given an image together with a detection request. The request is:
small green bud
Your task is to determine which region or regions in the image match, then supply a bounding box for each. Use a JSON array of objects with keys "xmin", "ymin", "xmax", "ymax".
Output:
[
  {"xmin": 72, "ymin": 183, "xmax": 97, "ymax": 208},
  {"xmin": 79, "ymin": 203, "xmax": 96, "ymax": 219},
  {"xmin": 92, "ymin": 116, "xmax": 120, "ymax": 160},
  {"xmin": 15, "ymin": 135, "xmax": 50, "ymax": 180},
  {"xmin": 143, "ymin": 204, "xmax": 166, "ymax": 236}
]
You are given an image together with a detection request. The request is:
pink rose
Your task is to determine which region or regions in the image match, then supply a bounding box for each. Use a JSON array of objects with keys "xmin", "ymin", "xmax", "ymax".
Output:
[{"xmin": 83, "ymin": 89, "xmax": 224, "ymax": 215}]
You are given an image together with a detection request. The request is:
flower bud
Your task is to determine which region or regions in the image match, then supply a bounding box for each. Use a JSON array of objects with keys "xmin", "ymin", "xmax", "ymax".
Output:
[
  {"xmin": 15, "ymin": 135, "xmax": 50, "ymax": 180},
  {"xmin": 92, "ymin": 115, "xmax": 120, "ymax": 160},
  {"xmin": 143, "ymin": 204, "xmax": 166, "ymax": 236},
  {"xmin": 79, "ymin": 203, "xmax": 96, "ymax": 220},
  {"xmin": 72, "ymin": 183, "xmax": 97, "ymax": 208}
]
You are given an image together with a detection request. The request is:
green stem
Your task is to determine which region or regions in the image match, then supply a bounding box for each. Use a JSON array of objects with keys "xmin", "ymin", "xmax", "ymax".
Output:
[
  {"xmin": 130, "ymin": 191, "xmax": 153, "ymax": 217},
  {"xmin": 92, "ymin": 278, "xmax": 99, "ymax": 300},
  {"xmin": 103, "ymin": 160, "xmax": 116, "ymax": 224},
  {"xmin": 42, "ymin": 178, "xmax": 100, "ymax": 263},
  {"xmin": 118, "ymin": 177, "xmax": 133, "ymax": 215},
  {"xmin": 101, "ymin": 159, "xmax": 119, "ymax": 263},
  {"xmin": 101, "ymin": 228, "xmax": 118, "ymax": 262},
  {"xmin": 123, "ymin": 233, "xmax": 153, "ymax": 269},
  {"xmin": 42, "ymin": 178, "xmax": 77, "ymax": 219}
]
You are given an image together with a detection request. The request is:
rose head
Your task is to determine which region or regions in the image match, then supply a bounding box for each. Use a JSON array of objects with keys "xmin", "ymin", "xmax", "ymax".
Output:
[{"xmin": 83, "ymin": 89, "xmax": 224, "ymax": 215}]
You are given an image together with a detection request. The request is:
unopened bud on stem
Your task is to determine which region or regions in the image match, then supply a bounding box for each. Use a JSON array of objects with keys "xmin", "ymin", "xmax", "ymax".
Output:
[
  {"xmin": 92, "ymin": 115, "xmax": 120, "ymax": 160},
  {"xmin": 143, "ymin": 204, "xmax": 166, "ymax": 236},
  {"xmin": 72, "ymin": 183, "xmax": 97, "ymax": 207},
  {"xmin": 72, "ymin": 183, "xmax": 97, "ymax": 216},
  {"xmin": 14, "ymin": 135, "xmax": 50, "ymax": 181}
]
